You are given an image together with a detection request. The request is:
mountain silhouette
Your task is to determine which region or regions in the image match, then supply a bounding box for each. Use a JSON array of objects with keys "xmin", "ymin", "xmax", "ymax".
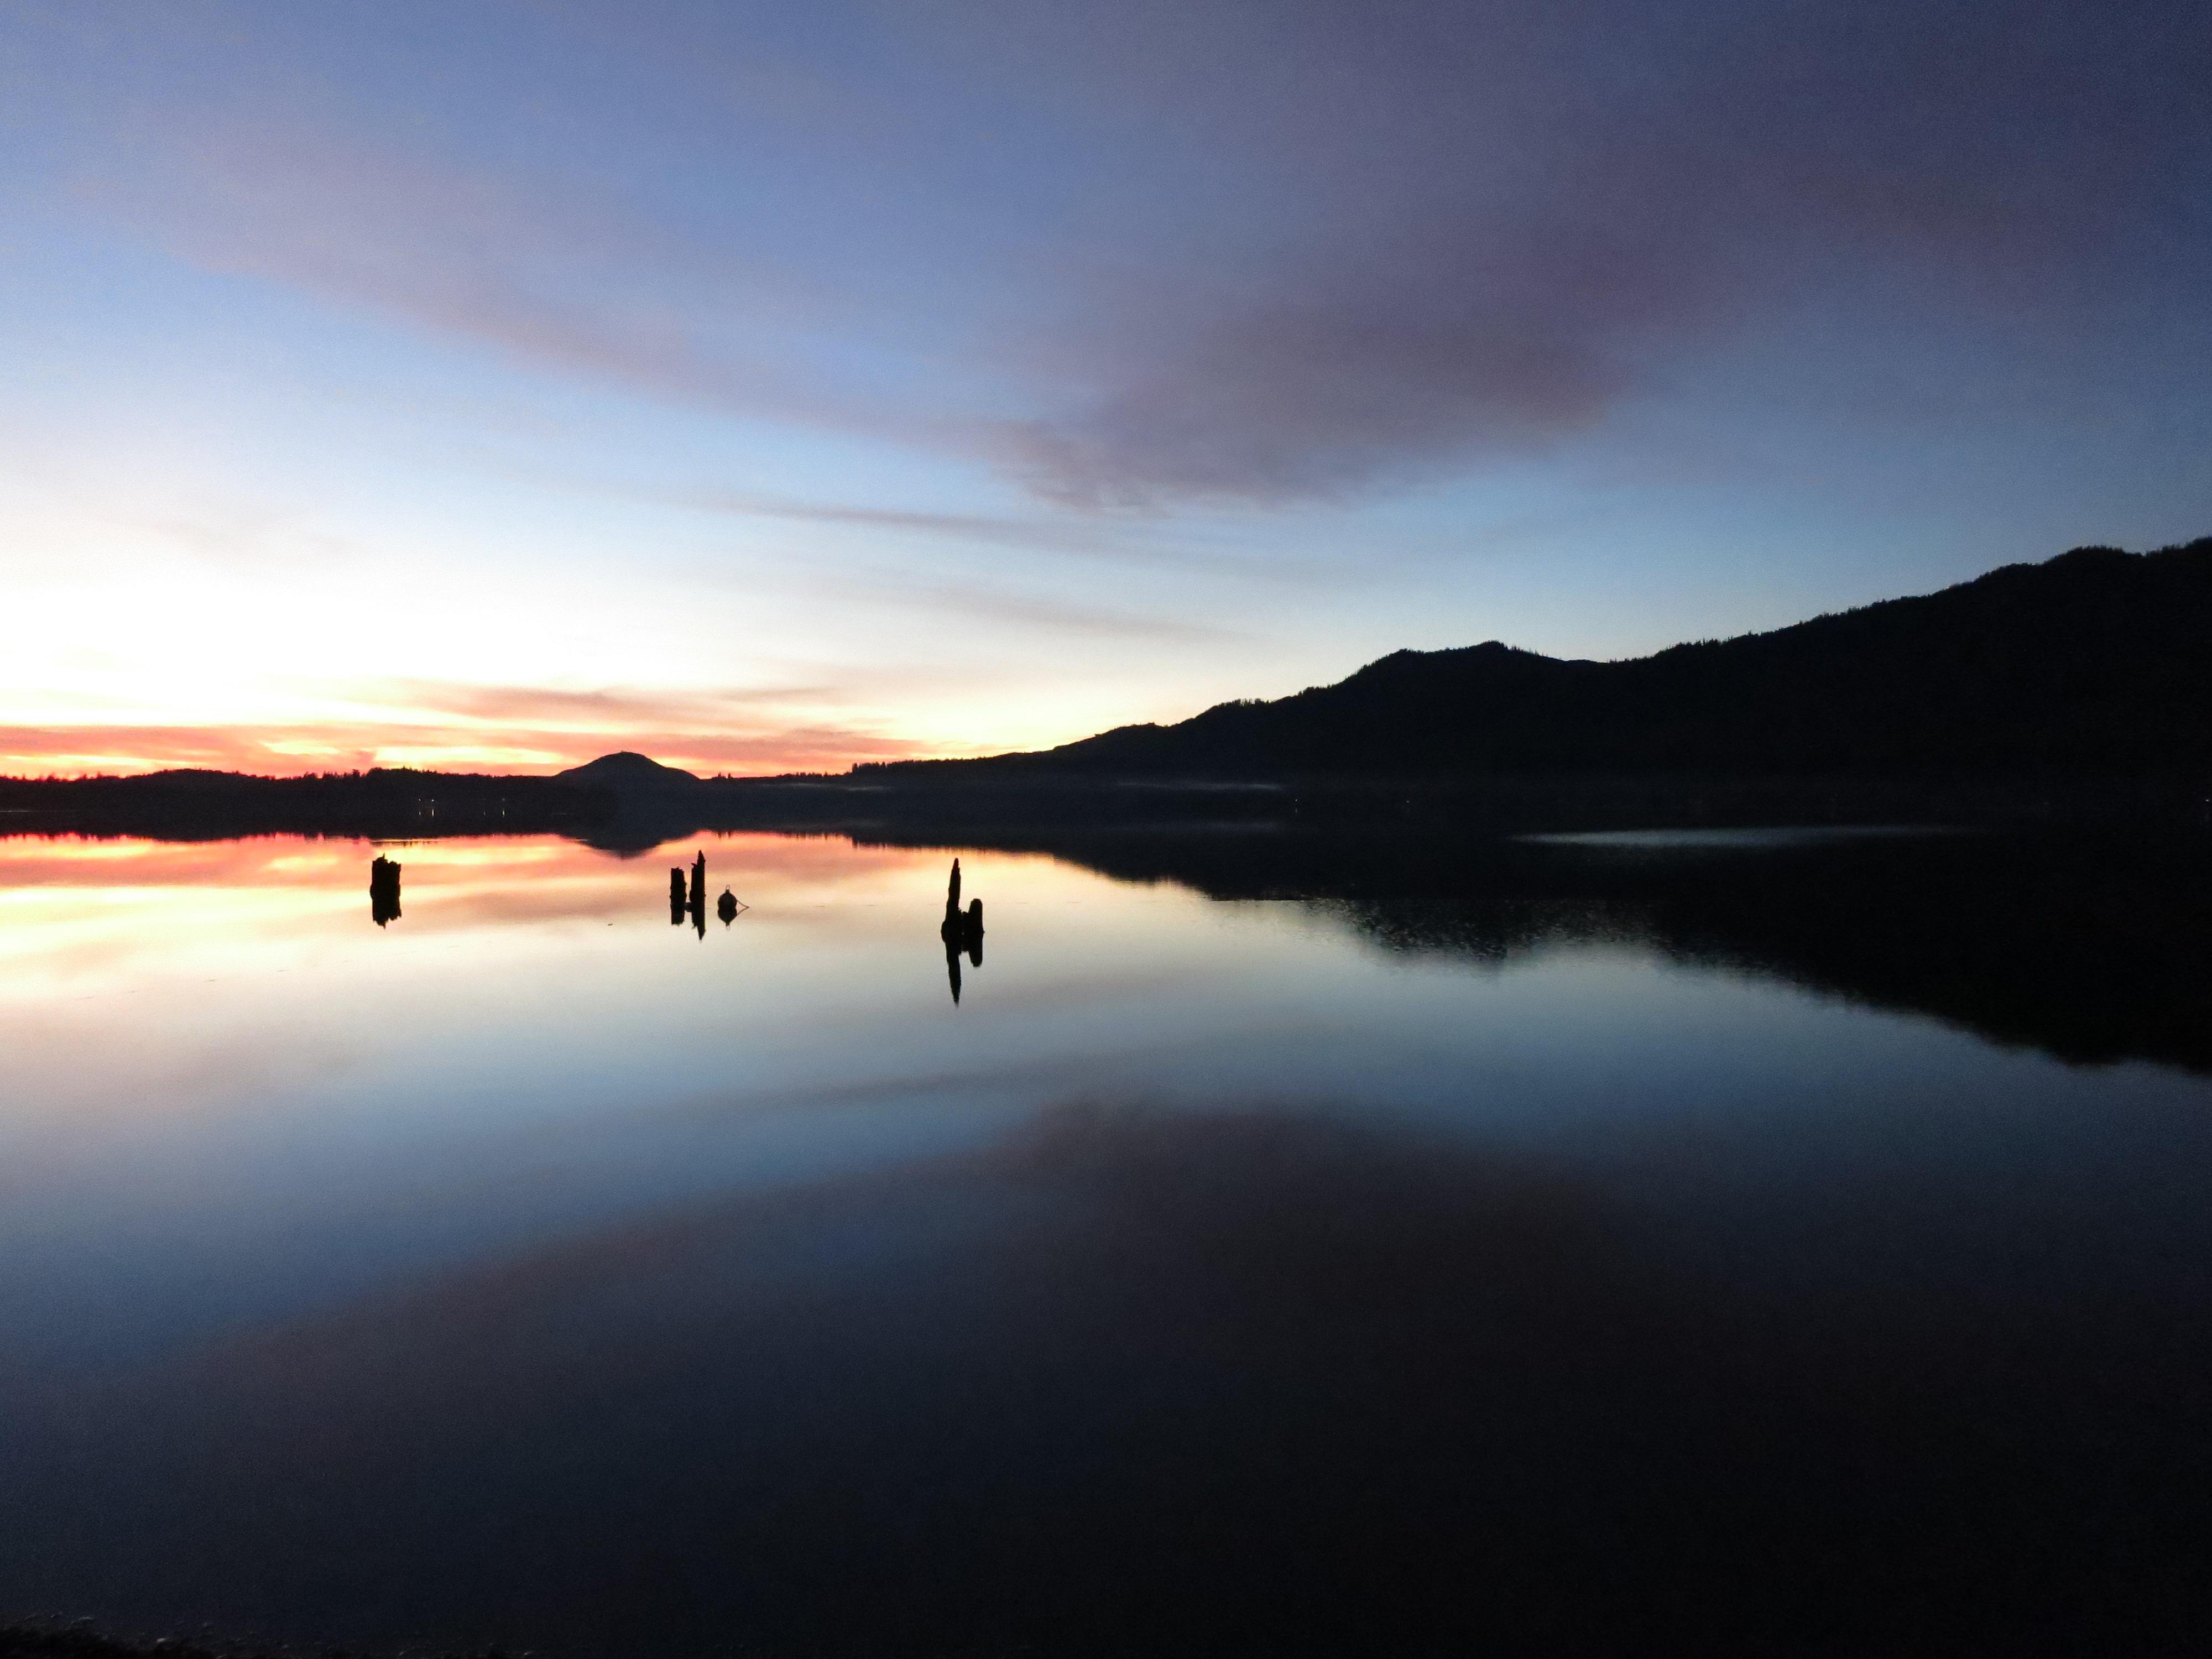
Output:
[
  {"xmin": 867, "ymin": 538, "xmax": 2212, "ymax": 781},
  {"xmin": 9, "ymin": 538, "xmax": 2209, "ymax": 846},
  {"xmin": 554, "ymin": 752, "xmax": 702, "ymax": 789}
]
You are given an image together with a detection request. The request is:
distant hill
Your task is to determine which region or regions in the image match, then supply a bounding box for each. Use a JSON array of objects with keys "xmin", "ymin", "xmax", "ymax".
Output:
[
  {"xmin": 868, "ymin": 539, "xmax": 2212, "ymax": 780},
  {"xmin": 554, "ymin": 751, "xmax": 700, "ymax": 787}
]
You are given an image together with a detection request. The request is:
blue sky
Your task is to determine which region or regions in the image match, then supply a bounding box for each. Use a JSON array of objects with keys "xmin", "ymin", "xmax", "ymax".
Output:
[{"xmin": 4, "ymin": 0, "xmax": 2208, "ymax": 773}]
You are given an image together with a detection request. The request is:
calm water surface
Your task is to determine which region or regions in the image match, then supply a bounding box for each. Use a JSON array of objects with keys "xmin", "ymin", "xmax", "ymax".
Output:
[{"xmin": 2, "ymin": 828, "xmax": 2208, "ymax": 1656}]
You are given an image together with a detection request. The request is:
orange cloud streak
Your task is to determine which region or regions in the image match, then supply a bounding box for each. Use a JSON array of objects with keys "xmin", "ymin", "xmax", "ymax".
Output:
[{"xmin": 0, "ymin": 719, "xmax": 931, "ymax": 781}]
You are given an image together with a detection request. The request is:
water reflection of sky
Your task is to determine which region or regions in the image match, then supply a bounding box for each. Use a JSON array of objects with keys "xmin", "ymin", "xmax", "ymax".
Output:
[{"xmin": 3, "ymin": 831, "xmax": 2210, "ymax": 1655}]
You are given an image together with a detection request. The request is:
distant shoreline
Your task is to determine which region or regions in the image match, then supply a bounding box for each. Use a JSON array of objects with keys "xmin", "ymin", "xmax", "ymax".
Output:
[{"xmin": 2, "ymin": 764, "xmax": 2204, "ymax": 852}]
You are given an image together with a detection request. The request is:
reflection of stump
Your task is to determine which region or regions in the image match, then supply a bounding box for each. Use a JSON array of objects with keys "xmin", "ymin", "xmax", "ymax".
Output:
[
  {"xmin": 369, "ymin": 855, "xmax": 402, "ymax": 927},
  {"xmin": 670, "ymin": 868, "xmax": 686, "ymax": 925}
]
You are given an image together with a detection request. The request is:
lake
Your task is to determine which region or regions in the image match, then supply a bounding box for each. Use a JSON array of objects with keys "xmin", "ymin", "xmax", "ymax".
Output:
[{"xmin": 2, "ymin": 825, "xmax": 2209, "ymax": 1656}]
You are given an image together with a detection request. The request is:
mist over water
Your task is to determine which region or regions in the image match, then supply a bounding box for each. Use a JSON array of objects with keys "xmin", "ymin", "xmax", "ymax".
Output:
[{"xmin": 2, "ymin": 828, "xmax": 2209, "ymax": 1655}]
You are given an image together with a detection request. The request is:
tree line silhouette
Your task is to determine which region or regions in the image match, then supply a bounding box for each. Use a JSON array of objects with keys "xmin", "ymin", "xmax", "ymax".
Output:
[
  {"xmin": 0, "ymin": 768, "xmax": 615, "ymax": 841},
  {"xmin": 864, "ymin": 538, "xmax": 2212, "ymax": 781}
]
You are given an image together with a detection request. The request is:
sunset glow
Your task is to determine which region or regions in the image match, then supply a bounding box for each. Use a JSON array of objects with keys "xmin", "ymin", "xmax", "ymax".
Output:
[
  {"xmin": 7, "ymin": 2, "xmax": 2207, "ymax": 778},
  {"xmin": 6, "ymin": 9, "xmax": 2211, "ymax": 1651}
]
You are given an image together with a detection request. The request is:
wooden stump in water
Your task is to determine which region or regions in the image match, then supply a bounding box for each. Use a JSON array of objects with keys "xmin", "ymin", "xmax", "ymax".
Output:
[
  {"xmin": 940, "ymin": 862, "xmax": 985, "ymax": 985},
  {"xmin": 369, "ymin": 855, "xmax": 403, "ymax": 927}
]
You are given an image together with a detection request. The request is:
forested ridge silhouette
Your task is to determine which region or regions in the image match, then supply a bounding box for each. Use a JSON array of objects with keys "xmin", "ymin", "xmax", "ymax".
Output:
[
  {"xmin": 868, "ymin": 538, "xmax": 2212, "ymax": 780},
  {"xmin": 8, "ymin": 539, "xmax": 2210, "ymax": 844}
]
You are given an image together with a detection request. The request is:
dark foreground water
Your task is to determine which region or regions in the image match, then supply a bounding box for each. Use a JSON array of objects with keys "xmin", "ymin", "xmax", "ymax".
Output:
[{"xmin": 2, "ymin": 825, "xmax": 2209, "ymax": 1657}]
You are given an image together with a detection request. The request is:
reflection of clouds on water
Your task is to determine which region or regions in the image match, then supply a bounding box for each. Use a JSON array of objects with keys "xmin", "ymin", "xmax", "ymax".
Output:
[
  {"xmin": 7, "ymin": 1099, "xmax": 2209, "ymax": 1657},
  {"xmin": 1, "ymin": 825, "xmax": 2210, "ymax": 1655},
  {"xmin": 0, "ymin": 831, "xmax": 972, "ymax": 965},
  {"xmin": 0, "ymin": 837, "xmax": 359, "ymax": 889}
]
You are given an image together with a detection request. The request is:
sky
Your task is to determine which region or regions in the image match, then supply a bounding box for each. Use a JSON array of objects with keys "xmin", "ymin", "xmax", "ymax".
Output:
[{"xmin": 3, "ymin": 0, "xmax": 2209, "ymax": 776}]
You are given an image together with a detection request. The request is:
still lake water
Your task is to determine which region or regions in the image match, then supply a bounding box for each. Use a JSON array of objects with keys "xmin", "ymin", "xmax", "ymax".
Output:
[{"xmin": 2, "ymin": 827, "xmax": 2209, "ymax": 1656}]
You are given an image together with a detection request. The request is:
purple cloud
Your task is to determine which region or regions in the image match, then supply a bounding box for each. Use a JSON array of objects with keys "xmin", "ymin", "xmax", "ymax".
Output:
[
  {"xmin": 974, "ymin": 0, "xmax": 2211, "ymax": 503},
  {"xmin": 55, "ymin": 0, "xmax": 2212, "ymax": 510}
]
